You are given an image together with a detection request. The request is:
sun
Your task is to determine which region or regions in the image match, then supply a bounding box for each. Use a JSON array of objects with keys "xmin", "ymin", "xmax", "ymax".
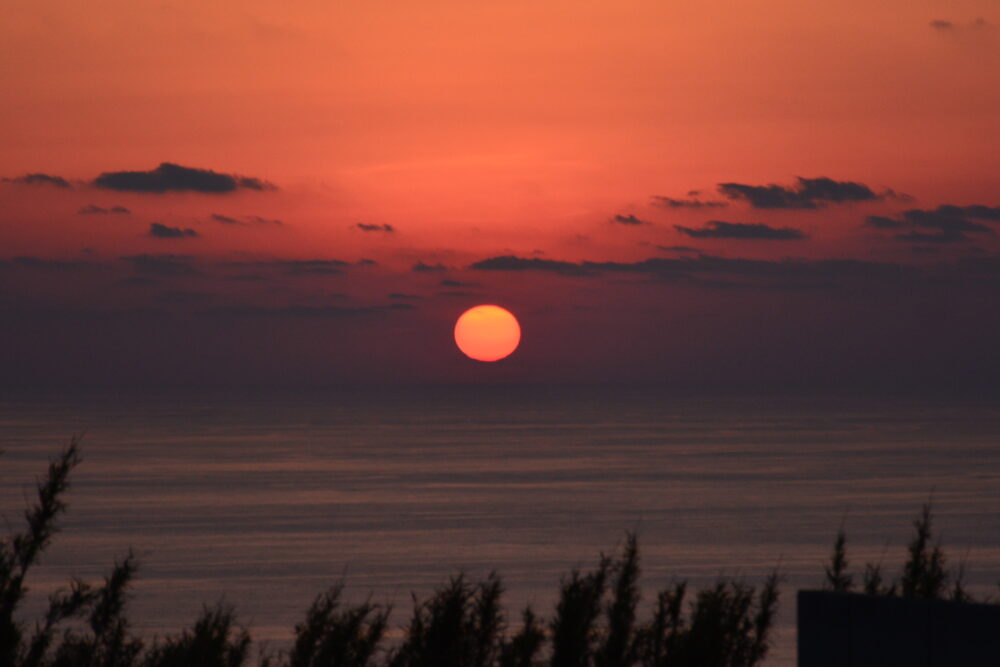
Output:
[{"xmin": 454, "ymin": 305, "xmax": 521, "ymax": 362}]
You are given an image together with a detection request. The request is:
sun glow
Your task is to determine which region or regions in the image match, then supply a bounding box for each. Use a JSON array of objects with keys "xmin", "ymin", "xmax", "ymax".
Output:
[{"xmin": 454, "ymin": 305, "xmax": 521, "ymax": 362}]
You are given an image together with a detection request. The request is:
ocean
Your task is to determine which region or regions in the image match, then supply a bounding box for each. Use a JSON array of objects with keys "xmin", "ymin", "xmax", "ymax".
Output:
[{"xmin": 2, "ymin": 388, "xmax": 999, "ymax": 665}]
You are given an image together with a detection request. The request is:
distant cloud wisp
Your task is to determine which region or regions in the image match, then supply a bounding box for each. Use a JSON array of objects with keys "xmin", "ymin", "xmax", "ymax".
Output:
[
  {"xmin": 79, "ymin": 204, "xmax": 130, "ymax": 215},
  {"xmin": 212, "ymin": 213, "xmax": 283, "ymax": 226},
  {"xmin": 3, "ymin": 173, "xmax": 72, "ymax": 188},
  {"xmin": 651, "ymin": 196, "xmax": 728, "ymax": 209},
  {"xmin": 674, "ymin": 221, "xmax": 807, "ymax": 241},
  {"xmin": 357, "ymin": 223, "xmax": 395, "ymax": 233},
  {"xmin": 611, "ymin": 214, "xmax": 651, "ymax": 226}
]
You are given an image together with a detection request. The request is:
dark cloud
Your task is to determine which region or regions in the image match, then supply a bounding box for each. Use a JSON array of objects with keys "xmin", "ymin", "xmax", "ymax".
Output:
[
  {"xmin": 651, "ymin": 196, "xmax": 728, "ymax": 209},
  {"xmin": 412, "ymin": 261, "xmax": 447, "ymax": 272},
  {"xmin": 868, "ymin": 204, "xmax": 999, "ymax": 243},
  {"xmin": 358, "ymin": 259, "xmax": 378, "ymax": 266},
  {"xmin": 211, "ymin": 213, "xmax": 284, "ymax": 226},
  {"xmin": 121, "ymin": 254, "xmax": 198, "ymax": 276},
  {"xmin": 674, "ymin": 221, "xmax": 806, "ymax": 240},
  {"xmin": 357, "ymin": 223, "xmax": 395, "ymax": 233},
  {"xmin": 94, "ymin": 162, "xmax": 274, "ymax": 193},
  {"xmin": 388, "ymin": 292, "xmax": 422, "ymax": 300},
  {"xmin": 718, "ymin": 177, "xmax": 882, "ymax": 209},
  {"xmin": 611, "ymin": 214, "xmax": 651, "ymax": 226},
  {"xmin": 2, "ymin": 173, "xmax": 72, "ymax": 188},
  {"xmin": 936, "ymin": 204, "xmax": 1000, "ymax": 221},
  {"xmin": 149, "ymin": 223, "xmax": 199, "ymax": 239},
  {"xmin": 930, "ymin": 19, "xmax": 954, "ymax": 30},
  {"xmin": 440, "ymin": 279, "xmax": 479, "ymax": 287},
  {"xmin": 78, "ymin": 204, "xmax": 130, "ymax": 215}
]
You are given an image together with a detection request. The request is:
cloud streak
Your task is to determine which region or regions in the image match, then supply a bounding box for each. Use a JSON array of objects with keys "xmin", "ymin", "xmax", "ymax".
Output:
[
  {"xmin": 651, "ymin": 196, "xmax": 727, "ymax": 209},
  {"xmin": 357, "ymin": 223, "xmax": 395, "ymax": 233},
  {"xmin": 2, "ymin": 173, "xmax": 71, "ymax": 188},
  {"xmin": 674, "ymin": 221, "xmax": 806, "ymax": 240},
  {"xmin": 79, "ymin": 204, "xmax": 131, "ymax": 215},
  {"xmin": 212, "ymin": 213, "xmax": 284, "ymax": 226}
]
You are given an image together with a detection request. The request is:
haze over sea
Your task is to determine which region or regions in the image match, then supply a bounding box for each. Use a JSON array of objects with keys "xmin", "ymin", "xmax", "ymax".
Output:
[{"xmin": 2, "ymin": 388, "xmax": 999, "ymax": 666}]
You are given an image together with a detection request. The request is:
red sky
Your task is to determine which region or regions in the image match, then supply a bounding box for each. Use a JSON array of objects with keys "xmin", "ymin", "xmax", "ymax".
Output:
[{"xmin": 2, "ymin": 0, "xmax": 999, "ymax": 390}]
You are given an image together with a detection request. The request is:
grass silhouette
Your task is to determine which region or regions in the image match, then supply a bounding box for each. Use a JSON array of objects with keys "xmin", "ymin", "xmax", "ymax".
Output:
[{"xmin": 2, "ymin": 440, "xmax": 782, "ymax": 666}]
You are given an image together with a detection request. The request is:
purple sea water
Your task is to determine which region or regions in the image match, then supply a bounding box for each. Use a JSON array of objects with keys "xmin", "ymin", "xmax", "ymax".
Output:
[{"xmin": 2, "ymin": 388, "xmax": 999, "ymax": 665}]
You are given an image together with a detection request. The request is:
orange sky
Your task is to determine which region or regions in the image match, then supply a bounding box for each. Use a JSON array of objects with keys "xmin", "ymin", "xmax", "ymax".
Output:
[{"xmin": 2, "ymin": 0, "xmax": 999, "ymax": 389}]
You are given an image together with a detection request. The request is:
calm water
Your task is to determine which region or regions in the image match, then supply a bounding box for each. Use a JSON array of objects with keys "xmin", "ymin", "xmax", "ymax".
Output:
[{"xmin": 2, "ymin": 388, "xmax": 999, "ymax": 665}]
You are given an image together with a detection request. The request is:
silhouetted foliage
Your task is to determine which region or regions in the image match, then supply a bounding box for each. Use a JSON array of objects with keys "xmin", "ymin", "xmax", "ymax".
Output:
[
  {"xmin": 3, "ymin": 442, "xmax": 782, "ymax": 667},
  {"xmin": 1, "ymin": 438, "xmax": 82, "ymax": 666},
  {"xmin": 388, "ymin": 572, "xmax": 506, "ymax": 667},
  {"xmin": 596, "ymin": 533, "xmax": 639, "ymax": 667},
  {"xmin": 550, "ymin": 554, "xmax": 609, "ymax": 667},
  {"xmin": 144, "ymin": 605, "xmax": 250, "ymax": 667},
  {"xmin": 632, "ymin": 574, "xmax": 778, "ymax": 667},
  {"xmin": 900, "ymin": 503, "xmax": 948, "ymax": 599},
  {"xmin": 823, "ymin": 529, "xmax": 852, "ymax": 593},
  {"xmin": 498, "ymin": 607, "xmax": 544, "ymax": 667},
  {"xmin": 289, "ymin": 584, "xmax": 389, "ymax": 667},
  {"xmin": 823, "ymin": 502, "xmax": 976, "ymax": 603}
]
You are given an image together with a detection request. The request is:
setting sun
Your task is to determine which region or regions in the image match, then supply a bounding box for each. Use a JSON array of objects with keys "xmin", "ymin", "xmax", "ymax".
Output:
[{"xmin": 454, "ymin": 305, "xmax": 521, "ymax": 362}]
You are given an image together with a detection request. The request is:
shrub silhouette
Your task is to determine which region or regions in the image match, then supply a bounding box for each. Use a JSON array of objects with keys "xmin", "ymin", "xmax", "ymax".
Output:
[
  {"xmin": 2, "ymin": 441, "xmax": 780, "ymax": 666},
  {"xmin": 288, "ymin": 584, "xmax": 389, "ymax": 667},
  {"xmin": 144, "ymin": 605, "xmax": 250, "ymax": 667},
  {"xmin": 822, "ymin": 501, "xmax": 971, "ymax": 602}
]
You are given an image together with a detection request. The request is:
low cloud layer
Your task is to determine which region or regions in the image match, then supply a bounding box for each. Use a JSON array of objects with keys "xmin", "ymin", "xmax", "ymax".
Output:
[
  {"xmin": 718, "ymin": 177, "xmax": 882, "ymax": 209},
  {"xmin": 95, "ymin": 163, "xmax": 274, "ymax": 193},
  {"xmin": 674, "ymin": 221, "xmax": 806, "ymax": 240},
  {"xmin": 470, "ymin": 253, "xmax": 913, "ymax": 289},
  {"xmin": 121, "ymin": 254, "xmax": 198, "ymax": 276}
]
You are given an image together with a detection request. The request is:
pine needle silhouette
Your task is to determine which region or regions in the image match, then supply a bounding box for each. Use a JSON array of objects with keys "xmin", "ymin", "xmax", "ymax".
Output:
[
  {"xmin": 3, "ymin": 442, "xmax": 783, "ymax": 667},
  {"xmin": 822, "ymin": 501, "xmax": 974, "ymax": 603}
]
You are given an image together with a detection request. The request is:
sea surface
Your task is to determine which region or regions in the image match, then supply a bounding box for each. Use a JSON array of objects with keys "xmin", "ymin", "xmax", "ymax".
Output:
[{"xmin": 2, "ymin": 387, "xmax": 999, "ymax": 665}]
